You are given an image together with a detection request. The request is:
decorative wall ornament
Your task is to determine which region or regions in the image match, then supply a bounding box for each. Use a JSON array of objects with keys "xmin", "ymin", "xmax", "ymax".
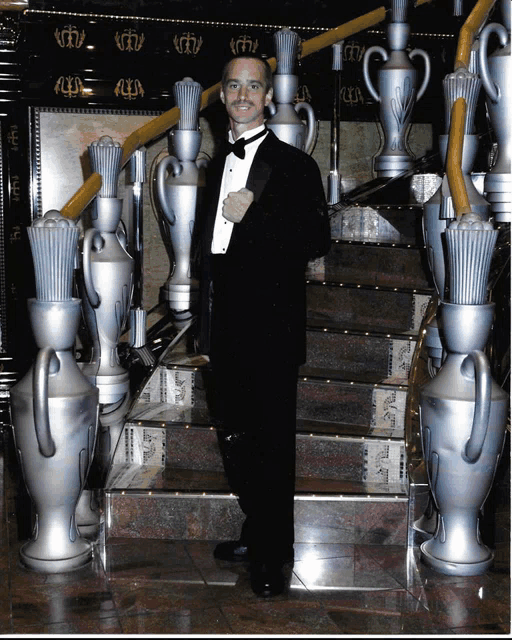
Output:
[
  {"xmin": 54, "ymin": 25, "xmax": 86, "ymax": 49},
  {"xmin": 230, "ymin": 34, "xmax": 259, "ymax": 55},
  {"xmin": 54, "ymin": 76, "xmax": 85, "ymax": 98},
  {"xmin": 340, "ymin": 86, "xmax": 365, "ymax": 106},
  {"xmin": 7, "ymin": 125, "xmax": 18, "ymax": 151},
  {"xmin": 10, "ymin": 175, "xmax": 20, "ymax": 202},
  {"xmin": 115, "ymin": 28, "xmax": 145, "ymax": 52},
  {"xmin": 173, "ymin": 32, "xmax": 203, "ymax": 55},
  {"xmin": 343, "ymin": 40, "xmax": 366, "ymax": 63},
  {"xmin": 114, "ymin": 78, "xmax": 145, "ymax": 100},
  {"xmin": 295, "ymin": 84, "xmax": 312, "ymax": 104}
]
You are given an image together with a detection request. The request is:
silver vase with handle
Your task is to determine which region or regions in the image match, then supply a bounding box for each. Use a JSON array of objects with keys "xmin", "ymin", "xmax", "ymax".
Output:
[
  {"xmin": 9, "ymin": 211, "xmax": 99, "ymax": 573},
  {"xmin": 419, "ymin": 217, "xmax": 508, "ymax": 575},
  {"xmin": 266, "ymin": 28, "xmax": 317, "ymax": 154},
  {"xmin": 155, "ymin": 77, "xmax": 206, "ymax": 327},
  {"xmin": 479, "ymin": 0, "xmax": 511, "ymax": 221},
  {"xmin": 363, "ymin": 0, "xmax": 431, "ymax": 177},
  {"xmin": 80, "ymin": 136, "xmax": 134, "ymax": 406}
]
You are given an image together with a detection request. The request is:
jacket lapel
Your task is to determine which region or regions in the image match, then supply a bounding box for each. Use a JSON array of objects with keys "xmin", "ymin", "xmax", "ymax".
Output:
[{"xmin": 245, "ymin": 132, "xmax": 275, "ymax": 200}]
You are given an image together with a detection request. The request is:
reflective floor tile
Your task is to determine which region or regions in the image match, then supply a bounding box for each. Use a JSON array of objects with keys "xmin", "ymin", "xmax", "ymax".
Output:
[
  {"xmin": 323, "ymin": 588, "xmax": 443, "ymax": 634},
  {"xmin": 293, "ymin": 547, "xmax": 403, "ymax": 591},
  {"xmin": 408, "ymin": 581, "xmax": 510, "ymax": 630},
  {"xmin": 120, "ymin": 607, "xmax": 232, "ymax": 634},
  {"xmin": 101, "ymin": 538, "xmax": 198, "ymax": 582},
  {"xmin": 294, "ymin": 542, "xmax": 356, "ymax": 562},
  {"xmin": 111, "ymin": 580, "xmax": 217, "ymax": 617},
  {"xmin": 13, "ymin": 615, "xmax": 123, "ymax": 635},
  {"xmin": 221, "ymin": 600, "xmax": 341, "ymax": 635}
]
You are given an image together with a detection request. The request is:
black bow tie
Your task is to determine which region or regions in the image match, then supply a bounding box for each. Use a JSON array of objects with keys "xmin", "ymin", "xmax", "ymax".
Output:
[{"xmin": 226, "ymin": 128, "xmax": 267, "ymax": 159}]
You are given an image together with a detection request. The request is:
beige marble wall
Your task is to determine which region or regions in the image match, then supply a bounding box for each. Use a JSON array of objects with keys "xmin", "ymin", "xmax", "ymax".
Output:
[{"xmin": 137, "ymin": 118, "xmax": 433, "ymax": 312}]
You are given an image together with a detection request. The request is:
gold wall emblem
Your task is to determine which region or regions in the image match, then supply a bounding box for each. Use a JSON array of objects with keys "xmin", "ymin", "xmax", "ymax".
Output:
[
  {"xmin": 54, "ymin": 75, "xmax": 85, "ymax": 98},
  {"xmin": 229, "ymin": 35, "xmax": 259, "ymax": 55},
  {"xmin": 7, "ymin": 125, "xmax": 18, "ymax": 151},
  {"xmin": 10, "ymin": 177, "xmax": 20, "ymax": 203},
  {"xmin": 54, "ymin": 25, "xmax": 86, "ymax": 49},
  {"xmin": 114, "ymin": 78, "xmax": 145, "ymax": 100},
  {"xmin": 115, "ymin": 29, "xmax": 145, "ymax": 52},
  {"xmin": 340, "ymin": 86, "xmax": 365, "ymax": 106},
  {"xmin": 295, "ymin": 85, "xmax": 312, "ymax": 104},
  {"xmin": 343, "ymin": 40, "xmax": 366, "ymax": 63},
  {"xmin": 173, "ymin": 32, "xmax": 203, "ymax": 55}
]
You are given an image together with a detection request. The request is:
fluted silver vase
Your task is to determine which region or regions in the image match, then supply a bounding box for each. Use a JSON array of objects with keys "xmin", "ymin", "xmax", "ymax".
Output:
[
  {"xmin": 266, "ymin": 28, "xmax": 317, "ymax": 154},
  {"xmin": 156, "ymin": 77, "xmax": 205, "ymax": 327},
  {"xmin": 80, "ymin": 136, "xmax": 134, "ymax": 405},
  {"xmin": 363, "ymin": 0, "xmax": 430, "ymax": 177},
  {"xmin": 419, "ymin": 220, "xmax": 508, "ymax": 576},
  {"xmin": 9, "ymin": 211, "xmax": 99, "ymax": 573}
]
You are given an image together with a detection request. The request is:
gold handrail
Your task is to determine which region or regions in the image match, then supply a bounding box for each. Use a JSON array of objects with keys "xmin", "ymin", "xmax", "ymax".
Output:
[
  {"xmin": 446, "ymin": 97, "xmax": 472, "ymax": 215},
  {"xmin": 455, "ymin": 0, "xmax": 495, "ymax": 69},
  {"xmin": 446, "ymin": 0, "xmax": 496, "ymax": 218},
  {"xmin": 60, "ymin": 6, "xmax": 389, "ymax": 219}
]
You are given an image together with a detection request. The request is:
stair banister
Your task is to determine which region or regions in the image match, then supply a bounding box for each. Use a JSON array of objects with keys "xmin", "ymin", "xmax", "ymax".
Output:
[{"xmin": 446, "ymin": 0, "xmax": 497, "ymax": 218}]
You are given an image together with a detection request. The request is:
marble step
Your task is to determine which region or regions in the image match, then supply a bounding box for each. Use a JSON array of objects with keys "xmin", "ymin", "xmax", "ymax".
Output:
[
  {"xmin": 306, "ymin": 281, "xmax": 431, "ymax": 334},
  {"xmin": 306, "ymin": 240, "xmax": 433, "ymax": 290},
  {"xmin": 104, "ymin": 465, "xmax": 408, "ymax": 545},
  {"xmin": 129, "ymin": 358, "xmax": 409, "ymax": 439},
  {"xmin": 112, "ymin": 418, "xmax": 406, "ymax": 484},
  {"xmin": 304, "ymin": 323, "xmax": 417, "ymax": 380},
  {"xmin": 329, "ymin": 204, "xmax": 424, "ymax": 245}
]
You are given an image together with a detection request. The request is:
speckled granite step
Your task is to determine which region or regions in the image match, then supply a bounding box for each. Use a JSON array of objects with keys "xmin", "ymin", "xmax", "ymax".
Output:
[
  {"xmin": 111, "ymin": 418, "xmax": 406, "ymax": 485},
  {"xmin": 306, "ymin": 281, "xmax": 431, "ymax": 333},
  {"xmin": 307, "ymin": 239, "xmax": 433, "ymax": 290},
  {"xmin": 104, "ymin": 465, "xmax": 408, "ymax": 545}
]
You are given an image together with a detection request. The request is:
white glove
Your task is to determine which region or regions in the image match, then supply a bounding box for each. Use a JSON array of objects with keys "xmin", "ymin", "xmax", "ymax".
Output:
[{"xmin": 222, "ymin": 188, "xmax": 254, "ymax": 223}]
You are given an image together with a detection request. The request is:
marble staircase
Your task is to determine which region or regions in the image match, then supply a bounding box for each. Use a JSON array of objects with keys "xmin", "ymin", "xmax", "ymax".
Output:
[{"xmin": 103, "ymin": 201, "xmax": 434, "ymax": 548}]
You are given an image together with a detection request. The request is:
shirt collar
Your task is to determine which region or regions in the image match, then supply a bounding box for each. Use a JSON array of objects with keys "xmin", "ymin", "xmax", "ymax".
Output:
[{"xmin": 228, "ymin": 124, "xmax": 267, "ymax": 145}]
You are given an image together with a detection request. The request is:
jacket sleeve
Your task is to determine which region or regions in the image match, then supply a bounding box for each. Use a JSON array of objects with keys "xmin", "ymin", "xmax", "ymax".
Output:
[{"xmin": 235, "ymin": 151, "xmax": 331, "ymax": 263}]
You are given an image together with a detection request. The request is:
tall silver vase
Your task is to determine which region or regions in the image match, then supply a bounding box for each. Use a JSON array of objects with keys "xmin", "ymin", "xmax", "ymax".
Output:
[
  {"xmin": 419, "ymin": 302, "xmax": 508, "ymax": 575},
  {"xmin": 363, "ymin": 0, "xmax": 430, "ymax": 177},
  {"xmin": 80, "ymin": 137, "xmax": 134, "ymax": 405},
  {"xmin": 266, "ymin": 28, "xmax": 316, "ymax": 154},
  {"xmin": 10, "ymin": 212, "xmax": 99, "ymax": 573},
  {"xmin": 156, "ymin": 77, "xmax": 205, "ymax": 327},
  {"xmin": 479, "ymin": 0, "xmax": 511, "ymax": 221}
]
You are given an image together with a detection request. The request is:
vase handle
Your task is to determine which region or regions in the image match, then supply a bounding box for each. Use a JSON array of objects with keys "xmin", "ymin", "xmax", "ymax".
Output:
[
  {"xmin": 33, "ymin": 346, "xmax": 59, "ymax": 458},
  {"xmin": 409, "ymin": 48, "xmax": 431, "ymax": 101},
  {"xmin": 479, "ymin": 23, "xmax": 508, "ymax": 104},
  {"xmin": 461, "ymin": 349, "xmax": 492, "ymax": 463},
  {"xmin": 82, "ymin": 228, "xmax": 103, "ymax": 309},
  {"xmin": 362, "ymin": 46, "xmax": 388, "ymax": 103},
  {"xmin": 156, "ymin": 155, "xmax": 182, "ymax": 225},
  {"xmin": 295, "ymin": 101, "xmax": 317, "ymax": 155}
]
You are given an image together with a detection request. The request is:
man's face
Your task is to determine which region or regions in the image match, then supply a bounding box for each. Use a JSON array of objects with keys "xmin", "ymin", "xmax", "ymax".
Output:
[{"xmin": 220, "ymin": 58, "xmax": 273, "ymax": 133}]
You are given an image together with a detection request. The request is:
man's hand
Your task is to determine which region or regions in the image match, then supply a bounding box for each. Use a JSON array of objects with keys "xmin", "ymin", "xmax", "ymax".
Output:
[{"xmin": 222, "ymin": 188, "xmax": 254, "ymax": 223}]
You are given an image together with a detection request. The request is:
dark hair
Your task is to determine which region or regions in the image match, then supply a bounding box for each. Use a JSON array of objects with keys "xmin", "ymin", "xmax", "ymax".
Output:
[{"xmin": 221, "ymin": 54, "xmax": 273, "ymax": 92}]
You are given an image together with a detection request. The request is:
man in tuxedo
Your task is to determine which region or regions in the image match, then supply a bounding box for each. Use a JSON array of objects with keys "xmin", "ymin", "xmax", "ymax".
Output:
[{"xmin": 197, "ymin": 54, "xmax": 331, "ymax": 597}]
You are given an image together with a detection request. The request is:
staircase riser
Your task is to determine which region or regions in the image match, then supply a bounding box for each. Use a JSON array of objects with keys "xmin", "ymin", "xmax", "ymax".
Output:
[
  {"xmin": 131, "ymin": 373, "xmax": 407, "ymax": 437},
  {"xmin": 307, "ymin": 287, "xmax": 430, "ymax": 332},
  {"xmin": 114, "ymin": 423, "xmax": 406, "ymax": 482},
  {"xmin": 307, "ymin": 244, "xmax": 432, "ymax": 289},
  {"xmin": 105, "ymin": 493, "xmax": 407, "ymax": 545},
  {"xmin": 330, "ymin": 208, "xmax": 422, "ymax": 245},
  {"xmin": 305, "ymin": 332, "xmax": 415, "ymax": 378},
  {"xmin": 297, "ymin": 381, "xmax": 407, "ymax": 436}
]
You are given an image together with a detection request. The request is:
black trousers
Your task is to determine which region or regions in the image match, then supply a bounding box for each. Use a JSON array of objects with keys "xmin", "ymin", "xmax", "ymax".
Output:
[{"xmin": 210, "ymin": 356, "xmax": 299, "ymax": 564}]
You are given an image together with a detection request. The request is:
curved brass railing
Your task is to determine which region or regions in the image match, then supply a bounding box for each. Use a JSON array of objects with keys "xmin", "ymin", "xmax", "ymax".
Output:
[
  {"xmin": 446, "ymin": 0, "xmax": 497, "ymax": 217},
  {"xmin": 61, "ymin": 5, "xmax": 393, "ymax": 219}
]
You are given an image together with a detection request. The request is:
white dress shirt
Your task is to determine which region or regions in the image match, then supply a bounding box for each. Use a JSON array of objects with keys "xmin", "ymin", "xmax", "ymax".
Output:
[{"xmin": 211, "ymin": 124, "xmax": 268, "ymax": 254}]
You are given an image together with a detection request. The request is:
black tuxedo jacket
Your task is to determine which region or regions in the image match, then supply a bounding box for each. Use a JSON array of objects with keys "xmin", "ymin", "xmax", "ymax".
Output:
[{"xmin": 196, "ymin": 130, "xmax": 331, "ymax": 366}]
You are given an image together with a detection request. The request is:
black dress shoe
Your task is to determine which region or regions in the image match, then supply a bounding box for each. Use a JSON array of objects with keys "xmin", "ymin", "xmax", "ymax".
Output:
[
  {"xmin": 250, "ymin": 561, "xmax": 286, "ymax": 597},
  {"xmin": 213, "ymin": 540, "xmax": 249, "ymax": 562}
]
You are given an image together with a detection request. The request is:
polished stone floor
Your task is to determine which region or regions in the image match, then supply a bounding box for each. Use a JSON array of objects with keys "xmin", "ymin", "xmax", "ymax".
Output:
[{"xmin": 1, "ymin": 427, "xmax": 510, "ymax": 636}]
